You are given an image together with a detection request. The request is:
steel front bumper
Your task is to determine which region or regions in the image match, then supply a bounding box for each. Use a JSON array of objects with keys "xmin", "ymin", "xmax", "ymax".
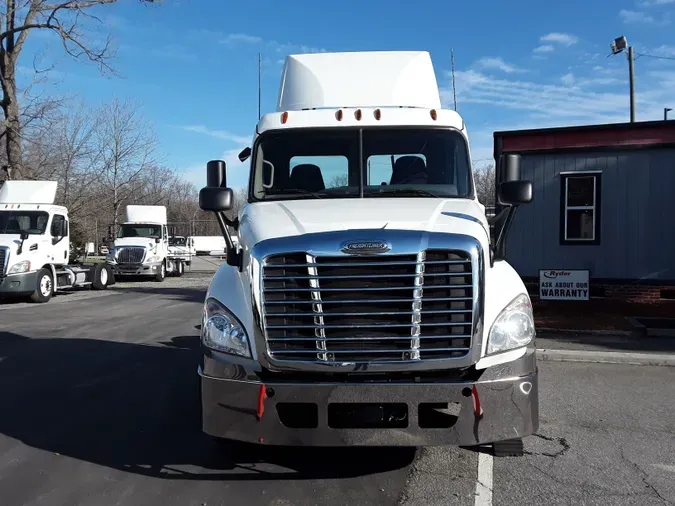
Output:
[
  {"xmin": 108, "ymin": 262, "xmax": 160, "ymax": 276},
  {"xmin": 0, "ymin": 271, "xmax": 38, "ymax": 296},
  {"xmin": 199, "ymin": 347, "xmax": 539, "ymax": 447}
]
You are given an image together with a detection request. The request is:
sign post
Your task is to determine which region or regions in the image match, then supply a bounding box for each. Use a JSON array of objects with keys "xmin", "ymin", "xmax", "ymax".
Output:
[{"xmin": 539, "ymin": 269, "xmax": 590, "ymax": 301}]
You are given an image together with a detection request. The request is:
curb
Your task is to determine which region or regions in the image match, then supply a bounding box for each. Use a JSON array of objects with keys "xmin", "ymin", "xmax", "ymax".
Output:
[{"xmin": 536, "ymin": 348, "xmax": 675, "ymax": 367}]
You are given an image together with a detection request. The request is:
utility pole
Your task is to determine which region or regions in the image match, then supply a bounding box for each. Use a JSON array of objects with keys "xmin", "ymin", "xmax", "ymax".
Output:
[
  {"xmin": 258, "ymin": 52, "xmax": 262, "ymax": 120},
  {"xmin": 628, "ymin": 46, "xmax": 635, "ymax": 123},
  {"xmin": 451, "ymin": 48, "xmax": 457, "ymax": 111},
  {"xmin": 610, "ymin": 36, "xmax": 635, "ymax": 123}
]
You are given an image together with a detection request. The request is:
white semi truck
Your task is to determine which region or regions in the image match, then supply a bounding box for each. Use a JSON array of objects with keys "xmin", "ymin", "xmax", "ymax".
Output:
[
  {"xmin": 106, "ymin": 205, "xmax": 185, "ymax": 281},
  {"xmin": 196, "ymin": 51, "xmax": 538, "ymax": 455},
  {"xmin": 0, "ymin": 180, "xmax": 113, "ymax": 303}
]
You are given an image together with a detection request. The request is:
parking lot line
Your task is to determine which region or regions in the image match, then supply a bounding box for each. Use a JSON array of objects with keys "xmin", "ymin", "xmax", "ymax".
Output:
[{"xmin": 474, "ymin": 452, "xmax": 493, "ymax": 506}]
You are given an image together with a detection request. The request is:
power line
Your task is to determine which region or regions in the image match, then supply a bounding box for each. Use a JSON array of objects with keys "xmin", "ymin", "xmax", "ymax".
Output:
[{"xmin": 635, "ymin": 52, "xmax": 675, "ymax": 62}]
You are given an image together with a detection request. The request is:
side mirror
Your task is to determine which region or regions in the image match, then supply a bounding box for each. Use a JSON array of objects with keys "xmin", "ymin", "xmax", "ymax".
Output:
[
  {"xmin": 499, "ymin": 153, "xmax": 521, "ymax": 182},
  {"xmin": 199, "ymin": 186, "xmax": 234, "ymax": 212},
  {"xmin": 238, "ymin": 147, "xmax": 251, "ymax": 162},
  {"xmin": 498, "ymin": 180, "xmax": 533, "ymax": 205},
  {"xmin": 20, "ymin": 230, "xmax": 29, "ymax": 241},
  {"xmin": 155, "ymin": 237, "xmax": 161, "ymax": 244}
]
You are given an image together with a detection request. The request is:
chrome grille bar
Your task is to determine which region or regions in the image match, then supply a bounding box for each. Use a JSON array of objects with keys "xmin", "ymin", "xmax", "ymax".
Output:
[
  {"xmin": 116, "ymin": 247, "xmax": 145, "ymax": 264},
  {"xmin": 261, "ymin": 249, "xmax": 474, "ymax": 364}
]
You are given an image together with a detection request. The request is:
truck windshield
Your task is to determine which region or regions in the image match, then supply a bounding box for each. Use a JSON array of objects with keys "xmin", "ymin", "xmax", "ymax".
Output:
[
  {"xmin": 250, "ymin": 128, "xmax": 473, "ymax": 201},
  {"xmin": 169, "ymin": 237, "xmax": 186, "ymax": 246},
  {"xmin": 0, "ymin": 210, "xmax": 49, "ymax": 235},
  {"xmin": 117, "ymin": 224, "xmax": 161, "ymax": 239}
]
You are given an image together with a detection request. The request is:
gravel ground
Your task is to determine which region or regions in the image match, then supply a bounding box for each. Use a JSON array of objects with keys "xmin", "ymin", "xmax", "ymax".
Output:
[{"xmin": 1, "ymin": 262, "xmax": 673, "ymax": 506}]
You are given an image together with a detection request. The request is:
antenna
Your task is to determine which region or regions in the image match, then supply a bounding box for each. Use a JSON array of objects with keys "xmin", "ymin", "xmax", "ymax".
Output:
[
  {"xmin": 258, "ymin": 52, "xmax": 262, "ymax": 120},
  {"xmin": 451, "ymin": 48, "xmax": 457, "ymax": 111}
]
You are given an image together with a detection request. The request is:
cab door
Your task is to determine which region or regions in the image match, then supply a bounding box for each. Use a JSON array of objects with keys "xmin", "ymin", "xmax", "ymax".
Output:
[{"xmin": 50, "ymin": 214, "xmax": 69, "ymax": 264}]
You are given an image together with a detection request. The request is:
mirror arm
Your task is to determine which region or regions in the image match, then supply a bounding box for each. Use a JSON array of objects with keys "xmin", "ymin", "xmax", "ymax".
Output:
[
  {"xmin": 491, "ymin": 205, "xmax": 520, "ymax": 266},
  {"xmin": 215, "ymin": 211, "xmax": 242, "ymax": 270}
]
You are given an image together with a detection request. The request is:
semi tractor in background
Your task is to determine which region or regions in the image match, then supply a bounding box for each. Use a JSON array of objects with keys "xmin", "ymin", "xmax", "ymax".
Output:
[
  {"xmin": 195, "ymin": 50, "xmax": 538, "ymax": 454},
  {"xmin": 0, "ymin": 180, "xmax": 113, "ymax": 303},
  {"xmin": 106, "ymin": 205, "xmax": 186, "ymax": 281}
]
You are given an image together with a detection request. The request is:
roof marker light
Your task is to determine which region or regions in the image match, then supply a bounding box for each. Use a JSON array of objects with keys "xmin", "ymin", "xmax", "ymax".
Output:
[
  {"xmin": 430, "ymin": 109, "xmax": 437, "ymax": 120},
  {"xmin": 355, "ymin": 109, "xmax": 362, "ymax": 121},
  {"xmin": 374, "ymin": 108, "xmax": 381, "ymax": 120},
  {"xmin": 281, "ymin": 111, "xmax": 289, "ymax": 124},
  {"xmin": 336, "ymin": 109, "xmax": 343, "ymax": 121}
]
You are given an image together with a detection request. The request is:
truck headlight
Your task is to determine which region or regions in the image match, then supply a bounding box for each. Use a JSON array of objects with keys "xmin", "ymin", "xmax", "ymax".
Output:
[
  {"xmin": 8, "ymin": 260, "xmax": 31, "ymax": 274},
  {"xmin": 145, "ymin": 255, "xmax": 159, "ymax": 263},
  {"xmin": 486, "ymin": 293, "xmax": 535, "ymax": 355},
  {"xmin": 202, "ymin": 298, "xmax": 251, "ymax": 358}
]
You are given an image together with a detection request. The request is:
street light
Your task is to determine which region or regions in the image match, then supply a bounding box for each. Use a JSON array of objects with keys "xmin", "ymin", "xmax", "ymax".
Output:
[
  {"xmin": 666, "ymin": 108, "xmax": 673, "ymax": 121},
  {"xmin": 610, "ymin": 35, "xmax": 635, "ymax": 123}
]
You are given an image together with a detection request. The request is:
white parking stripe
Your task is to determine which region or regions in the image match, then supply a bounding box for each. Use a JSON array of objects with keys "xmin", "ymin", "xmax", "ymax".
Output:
[{"xmin": 474, "ymin": 452, "xmax": 493, "ymax": 506}]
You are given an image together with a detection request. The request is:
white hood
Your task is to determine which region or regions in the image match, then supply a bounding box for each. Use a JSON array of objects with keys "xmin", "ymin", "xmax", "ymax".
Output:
[
  {"xmin": 113, "ymin": 237, "xmax": 157, "ymax": 250},
  {"xmin": 0, "ymin": 234, "xmax": 22, "ymax": 253},
  {"xmin": 239, "ymin": 198, "xmax": 490, "ymax": 250}
]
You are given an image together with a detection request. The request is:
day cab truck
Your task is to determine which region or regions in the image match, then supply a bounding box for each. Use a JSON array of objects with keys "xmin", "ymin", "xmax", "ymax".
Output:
[
  {"xmin": 106, "ymin": 205, "xmax": 186, "ymax": 281},
  {"xmin": 196, "ymin": 50, "xmax": 538, "ymax": 454},
  {"xmin": 0, "ymin": 180, "xmax": 113, "ymax": 303}
]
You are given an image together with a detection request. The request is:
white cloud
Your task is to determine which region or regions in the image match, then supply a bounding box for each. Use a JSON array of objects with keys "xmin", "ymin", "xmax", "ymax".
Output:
[
  {"xmin": 533, "ymin": 44, "xmax": 555, "ymax": 54},
  {"xmin": 216, "ymin": 32, "xmax": 326, "ymax": 62},
  {"xmin": 540, "ymin": 33, "xmax": 579, "ymax": 46},
  {"xmin": 638, "ymin": 0, "xmax": 675, "ymax": 6},
  {"xmin": 441, "ymin": 66, "xmax": 675, "ymax": 163},
  {"xmin": 180, "ymin": 125, "xmax": 251, "ymax": 145},
  {"xmin": 221, "ymin": 33, "xmax": 263, "ymax": 44},
  {"xmin": 474, "ymin": 57, "xmax": 526, "ymax": 73},
  {"xmin": 560, "ymin": 73, "xmax": 575, "ymax": 86},
  {"xmin": 619, "ymin": 9, "xmax": 670, "ymax": 24}
]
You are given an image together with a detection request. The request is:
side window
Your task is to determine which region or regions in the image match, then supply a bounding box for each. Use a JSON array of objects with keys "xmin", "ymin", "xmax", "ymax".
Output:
[
  {"xmin": 51, "ymin": 215, "xmax": 67, "ymax": 237},
  {"xmin": 560, "ymin": 173, "xmax": 601, "ymax": 245},
  {"xmin": 289, "ymin": 155, "xmax": 349, "ymax": 189},
  {"xmin": 366, "ymin": 154, "xmax": 427, "ymax": 186}
]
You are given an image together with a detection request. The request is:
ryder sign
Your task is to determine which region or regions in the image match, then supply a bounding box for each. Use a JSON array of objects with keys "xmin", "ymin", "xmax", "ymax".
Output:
[{"xmin": 539, "ymin": 269, "xmax": 590, "ymax": 301}]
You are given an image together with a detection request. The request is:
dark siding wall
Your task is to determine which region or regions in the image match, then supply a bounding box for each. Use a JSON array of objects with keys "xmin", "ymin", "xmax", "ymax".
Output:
[{"xmin": 506, "ymin": 148, "xmax": 675, "ymax": 282}]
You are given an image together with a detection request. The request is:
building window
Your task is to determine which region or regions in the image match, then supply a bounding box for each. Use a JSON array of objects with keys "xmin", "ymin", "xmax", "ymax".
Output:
[{"xmin": 560, "ymin": 172, "xmax": 601, "ymax": 245}]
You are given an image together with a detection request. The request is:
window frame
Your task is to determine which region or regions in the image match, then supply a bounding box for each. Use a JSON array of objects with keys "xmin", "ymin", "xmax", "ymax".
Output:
[{"xmin": 559, "ymin": 171, "xmax": 602, "ymax": 246}]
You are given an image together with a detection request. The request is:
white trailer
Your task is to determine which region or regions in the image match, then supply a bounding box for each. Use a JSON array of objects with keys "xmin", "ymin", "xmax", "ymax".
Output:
[
  {"xmin": 106, "ymin": 205, "xmax": 186, "ymax": 281},
  {"xmin": 190, "ymin": 235, "xmax": 226, "ymax": 256},
  {"xmin": 0, "ymin": 180, "xmax": 113, "ymax": 303},
  {"xmin": 196, "ymin": 50, "xmax": 537, "ymax": 455}
]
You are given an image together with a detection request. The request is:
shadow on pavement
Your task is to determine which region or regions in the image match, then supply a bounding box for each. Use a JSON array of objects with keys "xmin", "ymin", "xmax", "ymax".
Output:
[
  {"xmin": 110, "ymin": 286, "xmax": 207, "ymax": 303},
  {"xmin": 537, "ymin": 333, "xmax": 675, "ymax": 354},
  {"xmin": 0, "ymin": 331, "xmax": 415, "ymax": 481}
]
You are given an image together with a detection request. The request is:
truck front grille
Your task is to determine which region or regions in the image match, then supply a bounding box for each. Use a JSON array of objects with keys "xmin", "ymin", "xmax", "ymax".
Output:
[
  {"xmin": 116, "ymin": 247, "xmax": 145, "ymax": 264},
  {"xmin": 262, "ymin": 250, "xmax": 474, "ymax": 363},
  {"xmin": 0, "ymin": 247, "xmax": 7, "ymax": 276}
]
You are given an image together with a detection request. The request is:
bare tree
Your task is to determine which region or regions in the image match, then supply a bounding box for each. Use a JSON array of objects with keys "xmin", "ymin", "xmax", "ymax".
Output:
[
  {"xmin": 93, "ymin": 97, "xmax": 158, "ymax": 229},
  {"xmin": 0, "ymin": 0, "xmax": 162, "ymax": 180},
  {"xmin": 473, "ymin": 162, "xmax": 496, "ymax": 207}
]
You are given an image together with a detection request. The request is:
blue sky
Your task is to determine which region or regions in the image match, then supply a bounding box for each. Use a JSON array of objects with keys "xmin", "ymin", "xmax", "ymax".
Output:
[{"xmin": 18, "ymin": 0, "xmax": 675, "ymax": 190}]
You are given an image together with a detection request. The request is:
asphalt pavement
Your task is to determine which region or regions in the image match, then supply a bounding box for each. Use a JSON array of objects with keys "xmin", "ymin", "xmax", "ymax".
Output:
[{"xmin": 0, "ymin": 258, "xmax": 673, "ymax": 506}]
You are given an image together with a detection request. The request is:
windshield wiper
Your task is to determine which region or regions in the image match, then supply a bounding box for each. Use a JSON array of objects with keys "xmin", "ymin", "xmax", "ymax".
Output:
[
  {"xmin": 266, "ymin": 189, "xmax": 326, "ymax": 199},
  {"xmin": 371, "ymin": 188, "xmax": 441, "ymax": 198}
]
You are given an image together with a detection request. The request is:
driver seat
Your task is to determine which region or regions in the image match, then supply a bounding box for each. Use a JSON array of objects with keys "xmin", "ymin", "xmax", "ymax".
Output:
[
  {"xmin": 390, "ymin": 156, "xmax": 428, "ymax": 185},
  {"xmin": 290, "ymin": 164, "xmax": 326, "ymax": 192}
]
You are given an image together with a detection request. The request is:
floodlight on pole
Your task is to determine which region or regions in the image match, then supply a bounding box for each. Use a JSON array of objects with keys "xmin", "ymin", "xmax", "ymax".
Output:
[
  {"xmin": 609, "ymin": 35, "xmax": 635, "ymax": 123},
  {"xmin": 666, "ymin": 108, "xmax": 673, "ymax": 121}
]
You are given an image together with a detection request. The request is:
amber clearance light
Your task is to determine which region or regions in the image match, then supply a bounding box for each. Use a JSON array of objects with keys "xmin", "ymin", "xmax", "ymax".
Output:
[{"xmin": 281, "ymin": 111, "xmax": 289, "ymax": 124}]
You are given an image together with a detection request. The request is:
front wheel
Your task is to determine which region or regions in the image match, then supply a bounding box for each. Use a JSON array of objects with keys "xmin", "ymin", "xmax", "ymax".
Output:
[
  {"xmin": 176, "ymin": 260, "xmax": 184, "ymax": 277},
  {"xmin": 30, "ymin": 268, "xmax": 54, "ymax": 303},
  {"xmin": 155, "ymin": 261, "xmax": 166, "ymax": 282}
]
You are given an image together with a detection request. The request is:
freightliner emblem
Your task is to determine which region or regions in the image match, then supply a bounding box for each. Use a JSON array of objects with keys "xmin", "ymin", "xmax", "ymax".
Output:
[{"xmin": 341, "ymin": 240, "xmax": 391, "ymax": 255}]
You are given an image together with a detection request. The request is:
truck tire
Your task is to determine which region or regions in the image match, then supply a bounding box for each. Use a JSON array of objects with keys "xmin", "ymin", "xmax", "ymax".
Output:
[
  {"xmin": 91, "ymin": 263, "xmax": 110, "ymax": 290},
  {"xmin": 155, "ymin": 261, "xmax": 166, "ymax": 282},
  {"xmin": 176, "ymin": 260, "xmax": 184, "ymax": 277},
  {"xmin": 30, "ymin": 268, "xmax": 54, "ymax": 303}
]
